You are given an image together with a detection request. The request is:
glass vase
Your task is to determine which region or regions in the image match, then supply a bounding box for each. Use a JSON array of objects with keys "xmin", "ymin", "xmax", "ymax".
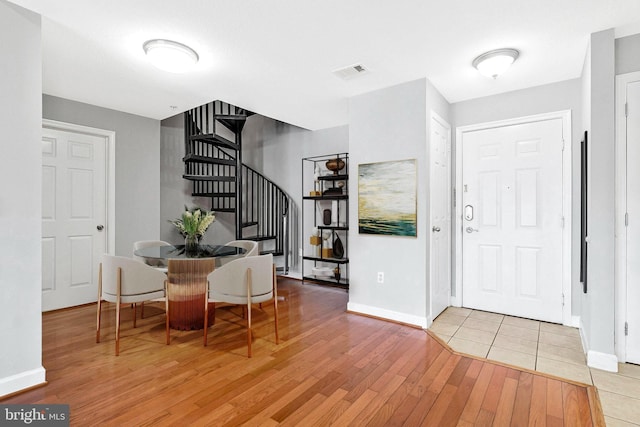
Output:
[{"xmin": 185, "ymin": 234, "xmax": 199, "ymax": 257}]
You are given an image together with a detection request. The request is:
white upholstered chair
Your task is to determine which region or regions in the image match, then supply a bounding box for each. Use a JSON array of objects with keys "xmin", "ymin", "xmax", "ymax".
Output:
[
  {"xmin": 217, "ymin": 240, "xmax": 259, "ymax": 267},
  {"xmin": 203, "ymin": 253, "xmax": 279, "ymax": 357},
  {"xmin": 96, "ymin": 254, "xmax": 167, "ymax": 356},
  {"xmin": 133, "ymin": 240, "xmax": 172, "ymax": 269},
  {"xmin": 225, "ymin": 240, "xmax": 260, "ymax": 257}
]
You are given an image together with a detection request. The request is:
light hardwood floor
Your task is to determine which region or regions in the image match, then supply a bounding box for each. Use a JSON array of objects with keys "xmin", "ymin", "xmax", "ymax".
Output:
[{"xmin": 2, "ymin": 278, "xmax": 603, "ymax": 426}]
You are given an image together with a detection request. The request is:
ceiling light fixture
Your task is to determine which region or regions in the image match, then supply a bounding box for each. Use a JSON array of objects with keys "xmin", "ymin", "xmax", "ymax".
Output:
[
  {"xmin": 472, "ymin": 48, "xmax": 519, "ymax": 79},
  {"xmin": 143, "ymin": 39, "xmax": 199, "ymax": 73}
]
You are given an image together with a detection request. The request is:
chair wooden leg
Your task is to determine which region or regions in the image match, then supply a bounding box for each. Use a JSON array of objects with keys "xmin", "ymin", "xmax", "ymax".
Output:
[
  {"xmin": 165, "ymin": 281, "xmax": 170, "ymax": 345},
  {"xmin": 273, "ymin": 265, "xmax": 279, "ymax": 344},
  {"xmin": 247, "ymin": 303, "xmax": 252, "ymax": 358},
  {"xmin": 96, "ymin": 263, "xmax": 102, "ymax": 343},
  {"xmin": 115, "ymin": 268, "xmax": 122, "ymax": 356},
  {"xmin": 141, "ymin": 301, "xmax": 145, "ymax": 319},
  {"xmin": 247, "ymin": 268, "xmax": 252, "ymax": 358},
  {"xmin": 133, "ymin": 303, "xmax": 137, "ymax": 328},
  {"xmin": 203, "ymin": 289, "xmax": 209, "ymax": 346}
]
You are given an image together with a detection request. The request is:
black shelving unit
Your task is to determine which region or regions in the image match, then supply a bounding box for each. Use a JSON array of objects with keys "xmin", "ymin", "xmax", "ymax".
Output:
[{"xmin": 301, "ymin": 153, "xmax": 349, "ymax": 288}]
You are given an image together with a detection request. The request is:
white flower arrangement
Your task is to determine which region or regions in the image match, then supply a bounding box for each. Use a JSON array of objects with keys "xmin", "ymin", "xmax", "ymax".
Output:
[{"xmin": 170, "ymin": 206, "xmax": 215, "ymax": 238}]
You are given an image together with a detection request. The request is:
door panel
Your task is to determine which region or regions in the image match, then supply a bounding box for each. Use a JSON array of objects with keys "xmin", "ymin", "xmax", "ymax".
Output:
[
  {"xmin": 462, "ymin": 119, "xmax": 563, "ymax": 323},
  {"xmin": 42, "ymin": 128, "xmax": 106, "ymax": 311},
  {"xmin": 430, "ymin": 114, "xmax": 452, "ymax": 320},
  {"xmin": 626, "ymin": 80, "xmax": 640, "ymax": 363}
]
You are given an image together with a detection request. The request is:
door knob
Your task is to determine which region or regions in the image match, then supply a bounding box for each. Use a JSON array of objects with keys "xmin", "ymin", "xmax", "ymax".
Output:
[
  {"xmin": 432, "ymin": 226, "xmax": 441, "ymax": 232},
  {"xmin": 465, "ymin": 227, "xmax": 478, "ymax": 233},
  {"xmin": 97, "ymin": 225, "xmax": 104, "ymax": 231}
]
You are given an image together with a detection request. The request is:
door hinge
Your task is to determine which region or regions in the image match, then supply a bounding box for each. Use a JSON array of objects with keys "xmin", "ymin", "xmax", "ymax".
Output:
[
  {"xmin": 625, "ymin": 102, "xmax": 629, "ymax": 117},
  {"xmin": 562, "ymin": 293, "xmax": 565, "ymax": 306},
  {"xmin": 625, "ymin": 321, "xmax": 629, "ymax": 336},
  {"xmin": 626, "ymin": 212, "xmax": 629, "ymax": 227},
  {"xmin": 561, "ymin": 139, "xmax": 565, "ymax": 151},
  {"xmin": 561, "ymin": 216, "xmax": 565, "ymax": 228},
  {"xmin": 453, "ymin": 188, "xmax": 456, "ymax": 207}
]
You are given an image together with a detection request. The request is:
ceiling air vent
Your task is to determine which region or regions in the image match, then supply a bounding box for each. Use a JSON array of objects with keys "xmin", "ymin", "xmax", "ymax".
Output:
[{"xmin": 333, "ymin": 63, "xmax": 369, "ymax": 80}]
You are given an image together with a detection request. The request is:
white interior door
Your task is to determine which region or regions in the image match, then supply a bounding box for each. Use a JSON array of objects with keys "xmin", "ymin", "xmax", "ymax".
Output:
[
  {"xmin": 461, "ymin": 119, "xmax": 564, "ymax": 323},
  {"xmin": 624, "ymin": 79, "xmax": 640, "ymax": 364},
  {"xmin": 430, "ymin": 113, "xmax": 451, "ymax": 321},
  {"xmin": 42, "ymin": 128, "xmax": 107, "ymax": 311}
]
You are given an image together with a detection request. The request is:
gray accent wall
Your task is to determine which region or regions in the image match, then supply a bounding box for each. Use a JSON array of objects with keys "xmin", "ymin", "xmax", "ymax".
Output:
[
  {"xmin": 43, "ymin": 95, "xmax": 161, "ymax": 257},
  {"xmin": 0, "ymin": 0, "xmax": 44, "ymax": 396},
  {"xmin": 451, "ymin": 79, "xmax": 583, "ymax": 314}
]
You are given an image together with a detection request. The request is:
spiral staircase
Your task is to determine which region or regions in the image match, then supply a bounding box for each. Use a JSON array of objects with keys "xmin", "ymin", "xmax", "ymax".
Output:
[{"xmin": 183, "ymin": 100, "xmax": 291, "ymax": 271}]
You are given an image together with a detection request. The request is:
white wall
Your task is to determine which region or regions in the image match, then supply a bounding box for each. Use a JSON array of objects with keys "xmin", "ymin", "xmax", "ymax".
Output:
[
  {"xmin": 452, "ymin": 79, "xmax": 583, "ymax": 310},
  {"xmin": 616, "ymin": 33, "xmax": 640, "ymax": 75},
  {"xmin": 581, "ymin": 29, "xmax": 617, "ymax": 367},
  {"xmin": 0, "ymin": 0, "xmax": 45, "ymax": 396},
  {"xmin": 347, "ymin": 78, "xmax": 450, "ymax": 327},
  {"xmin": 43, "ymin": 95, "xmax": 161, "ymax": 257}
]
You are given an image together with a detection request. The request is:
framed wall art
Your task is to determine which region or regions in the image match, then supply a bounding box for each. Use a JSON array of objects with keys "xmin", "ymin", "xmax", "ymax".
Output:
[{"xmin": 358, "ymin": 159, "xmax": 417, "ymax": 237}]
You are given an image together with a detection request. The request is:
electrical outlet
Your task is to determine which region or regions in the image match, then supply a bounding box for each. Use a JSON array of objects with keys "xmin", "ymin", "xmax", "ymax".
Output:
[{"xmin": 377, "ymin": 272, "xmax": 384, "ymax": 283}]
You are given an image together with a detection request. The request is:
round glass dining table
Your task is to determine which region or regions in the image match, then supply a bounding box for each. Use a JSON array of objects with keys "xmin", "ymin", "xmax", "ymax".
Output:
[
  {"xmin": 134, "ymin": 244, "xmax": 246, "ymax": 331},
  {"xmin": 134, "ymin": 244, "xmax": 245, "ymax": 261}
]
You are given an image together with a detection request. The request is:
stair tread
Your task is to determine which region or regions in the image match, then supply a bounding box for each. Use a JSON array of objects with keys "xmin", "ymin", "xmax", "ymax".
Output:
[
  {"xmin": 243, "ymin": 235, "xmax": 276, "ymax": 242},
  {"xmin": 192, "ymin": 192, "xmax": 236, "ymax": 198},
  {"xmin": 183, "ymin": 154, "xmax": 236, "ymax": 166},
  {"xmin": 189, "ymin": 133, "xmax": 238, "ymax": 150},
  {"xmin": 241, "ymin": 221, "xmax": 258, "ymax": 228},
  {"xmin": 183, "ymin": 175, "xmax": 236, "ymax": 182}
]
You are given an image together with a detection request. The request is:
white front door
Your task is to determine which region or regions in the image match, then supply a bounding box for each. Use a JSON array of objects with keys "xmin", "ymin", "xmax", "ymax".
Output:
[
  {"xmin": 42, "ymin": 128, "xmax": 107, "ymax": 311},
  {"xmin": 461, "ymin": 119, "xmax": 564, "ymax": 323},
  {"xmin": 430, "ymin": 112, "xmax": 451, "ymax": 321},
  {"xmin": 623, "ymin": 78, "xmax": 640, "ymax": 364}
]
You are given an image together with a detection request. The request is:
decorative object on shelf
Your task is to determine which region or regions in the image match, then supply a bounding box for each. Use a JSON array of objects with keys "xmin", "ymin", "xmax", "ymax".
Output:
[
  {"xmin": 333, "ymin": 234, "xmax": 344, "ymax": 259},
  {"xmin": 321, "ymin": 231, "xmax": 332, "ymax": 258},
  {"xmin": 358, "ymin": 159, "xmax": 417, "ymax": 237},
  {"xmin": 325, "ymin": 157, "xmax": 346, "ymax": 175},
  {"xmin": 323, "ymin": 187, "xmax": 343, "ymax": 196},
  {"xmin": 309, "ymin": 190, "xmax": 321, "ymax": 196},
  {"xmin": 312, "ymin": 267, "xmax": 333, "ymax": 277},
  {"xmin": 323, "ymin": 209, "xmax": 332, "ymax": 225},
  {"xmin": 169, "ymin": 205, "xmax": 216, "ymax": 257},
  {"xmin": 333, "ymin": 266, "xmax": 341, "ymax": 281},
  {"xmin": 310, "ymin": 227, "xmax": 321, "ymax": 257}
]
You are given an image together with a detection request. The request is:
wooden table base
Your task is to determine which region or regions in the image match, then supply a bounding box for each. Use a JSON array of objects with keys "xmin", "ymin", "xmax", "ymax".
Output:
[{"xmin": 167, "ymin": 258, "xmax": 216, "ymax": 330}]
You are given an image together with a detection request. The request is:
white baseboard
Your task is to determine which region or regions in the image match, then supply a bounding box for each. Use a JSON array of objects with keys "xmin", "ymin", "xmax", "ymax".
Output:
[
  {"xmin": 347, "ymin": 302, "xmax": 427, "ymax": 329},
  {"xmin": 587, "ymin": 350, "xmax": 619, "ymax": 372},
  {"xmin": 449, "ymin": 296, "xmax": 462, "ymax": 307},
  {"xmin": 0, "ymin": 367, "xmax": 46, "ymax": 398},
  {"xmin": 569, "ymin": 315, "xmax": 581, "ymax": 328}
]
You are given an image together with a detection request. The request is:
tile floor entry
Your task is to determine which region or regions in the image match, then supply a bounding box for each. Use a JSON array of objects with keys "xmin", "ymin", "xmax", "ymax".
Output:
[{"xmin": 430, "ymin": 307, "xmax": 640, "ymax": 426}]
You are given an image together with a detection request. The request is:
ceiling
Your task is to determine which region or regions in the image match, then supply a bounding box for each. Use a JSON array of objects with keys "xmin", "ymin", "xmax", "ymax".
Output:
[{"xmin": 7, "ymin": 0, "xmax": 640, "ymax": 130}]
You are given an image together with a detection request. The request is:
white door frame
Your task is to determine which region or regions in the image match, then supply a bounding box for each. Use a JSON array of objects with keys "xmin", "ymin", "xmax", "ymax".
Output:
[
  {"xmin": 42, "ymin": 119, "xmax": 116, "ymax": 256},
  {"xmin": 453, "ymin": 110, "xmax": 573, "ymax": 325},
  {"xmin": 614, "ymin": 71, "xmax": 640, "ymax": 362}
]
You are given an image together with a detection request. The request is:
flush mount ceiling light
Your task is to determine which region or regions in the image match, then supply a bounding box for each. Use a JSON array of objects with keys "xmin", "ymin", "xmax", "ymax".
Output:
[
  {"xmin": 143, "ymin": 39, "xmax": 199, "ymax": 73},
  {"xmin": 472, "ymin": 48, "xmax": 519, "ymax": 79}
]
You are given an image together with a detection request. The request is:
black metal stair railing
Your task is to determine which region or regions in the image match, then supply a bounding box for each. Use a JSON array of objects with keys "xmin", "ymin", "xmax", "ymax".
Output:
[{"xmin": 183, "ymin": 101, "xmax": 291, "ymax": 272}]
